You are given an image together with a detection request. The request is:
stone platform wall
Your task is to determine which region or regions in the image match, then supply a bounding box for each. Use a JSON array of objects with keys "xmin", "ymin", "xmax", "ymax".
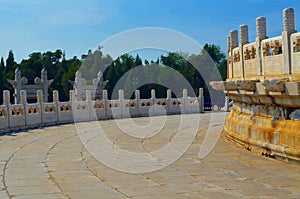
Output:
[
  {"xmin": 211, "ymin": 8, "xmax": 300, "ymax": 163},
  {"xmin": 0, "ymin": 88, "xmax": 204, "ymax": 134}
]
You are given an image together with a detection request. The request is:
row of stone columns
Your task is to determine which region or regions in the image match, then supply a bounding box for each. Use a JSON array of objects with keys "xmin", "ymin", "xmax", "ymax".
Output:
[
  {"xmin": 228, "ymin": 8, "xmax": 296, "ymax": 78},
  {"xmin": 2, "ymin": 88, "xmax": 204, "ymax": 105}
]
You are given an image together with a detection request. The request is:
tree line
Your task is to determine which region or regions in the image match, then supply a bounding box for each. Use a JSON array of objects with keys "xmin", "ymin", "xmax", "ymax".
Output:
[{"xmin": 0, "ymin": 44, "xmax": 227, "ymax": 104}]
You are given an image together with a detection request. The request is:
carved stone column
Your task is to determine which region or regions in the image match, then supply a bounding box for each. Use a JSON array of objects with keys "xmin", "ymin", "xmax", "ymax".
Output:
[
  {"xmin": 256, "ymin": 17, "xmax": 267, "ymax": 76},
  {"xmin": 282, "ymin": 8, "xmax": 296, "ymax": 75},
  {"xmin": 230, "ymin": 30, "xmax": 238, "ymax": 78},
  {"xmin": 240, "ymin": 25, "xmax": 249, "ymax": 79}
]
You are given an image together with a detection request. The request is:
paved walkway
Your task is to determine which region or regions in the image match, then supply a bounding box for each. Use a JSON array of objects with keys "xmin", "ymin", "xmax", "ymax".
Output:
[{"xmin": 0, "ymin": 113, "xmax": 299, "ymax": 199}]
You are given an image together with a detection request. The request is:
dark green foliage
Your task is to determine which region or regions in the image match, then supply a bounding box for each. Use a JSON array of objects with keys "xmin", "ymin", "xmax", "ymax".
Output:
[
  {"xmin": 0, "ymin": 43, "xmax": 227, "ymax": 104},
  {"xmin": 0, "ymin": 50, "xmax": 81, "ymax": 103}
]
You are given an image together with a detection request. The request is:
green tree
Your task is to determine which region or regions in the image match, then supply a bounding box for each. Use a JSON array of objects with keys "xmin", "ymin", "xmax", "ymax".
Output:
[
  {"xmin": 1, "ymin": 57, "xmax": 5, "ymax": 69},
  {"xmin": 6, "ymin": 50, "xmax": 16, "ymax": 72},
  {"xmin": 203, "ymin": 44, "xmax": 226, "ymax": 65}
]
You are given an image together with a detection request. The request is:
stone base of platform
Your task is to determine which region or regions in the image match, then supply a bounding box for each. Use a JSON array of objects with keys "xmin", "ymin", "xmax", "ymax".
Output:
[{"xmin": 223, "ymin": 109, "xmax": 300, "ymax": 164}]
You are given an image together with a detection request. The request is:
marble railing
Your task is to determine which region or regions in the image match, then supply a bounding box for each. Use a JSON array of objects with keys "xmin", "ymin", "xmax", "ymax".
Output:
[
  {"xmin": 228, "ymin": 8, "xmax": 300, "ymax": 81},
  {"xmin": 217, "ymin": 8, "xmax": 300, "ymax": 163},
  {"xmin": 0, "ymin": 88, "xmax": 204, "ymax": 134}
]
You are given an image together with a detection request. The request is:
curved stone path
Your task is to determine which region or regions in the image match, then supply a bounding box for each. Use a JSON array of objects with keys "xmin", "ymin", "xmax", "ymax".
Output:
[{"xmin": 0, "ymin": 113, "xmax": 299, "ymax": 199}]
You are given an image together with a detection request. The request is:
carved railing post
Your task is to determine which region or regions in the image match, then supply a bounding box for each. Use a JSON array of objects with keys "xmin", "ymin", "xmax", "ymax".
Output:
[
  {"xmin": 53, "ymin": 90, "xmax": 59, "ymax": 122},
  {"xmin": 3, "ymin": 90, "xmax": 11, "ymax": 127},
  {"xmin": 240, "ymin": 25, "xmax": 249, "ymax": 79},
  {"xmin": 282, "ymin": 8, "xmax": 296, "ymax": 75},
  {"xmin": 102, "ymin": 90, "xmax": 108, "ymax": 119},
  {"xmin": 227, "ymin": 35, "xmax": 232, "ymax": 79},
  {"xmin": 199, "ymin": 88, "xmax": 204, "ymax": 113},
  {"xmin": 151, "ymin": 89, "xmax": 156, "ymax": 115},
  {"xmin": 86, "ymin": 90, "xmax": 93, "ymax": 120},
  {"xmin": 20, "ymin": 90, "xmax": 27, "ymax": 105},
  {"xmin": 229, "ymin": 30, "xmax": 238, "ymax": 78},
  {"xmin": 256, "ymin": 17, "xmax": 267, "ymax": 76},
  {"xmin": 37, "ymin": 90, "xmax": 44, "ymax": 124},
  {"xmin": 182, "ymin": 89, "xmax": 188, "ymax": 114},
  {"xmin": 118, "ymin": 89, "xmax": 124, "ymax": 118},
  {"xmin": 20, "ymin": 90, "xmax": 28, "ymax": 126},
  {"xmin": 135, "ymin": 90, "xmax": 140, "ymax": 116},
  {"xmin": 20, "ymin": 90, "xmax": 27, "ymax": 123},
  {"xmin": 69, "ymin": 90, "xmax": 75, "ymax": 102},
  {"xmin": 167, "ymin": 89, "xmax": 172, "ymax": 114},
  {"xmin": 3, "ymin": 90, "xmax": 11, "ymax": 106}
]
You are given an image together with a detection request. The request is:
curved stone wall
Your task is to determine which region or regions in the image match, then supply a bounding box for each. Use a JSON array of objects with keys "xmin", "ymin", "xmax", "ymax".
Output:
[
  {"xmin": 0, "ymin": 88, "xmax": 204, "ymax": 134},
  {"xmin": 223, "ymin": 101, "xmax": 300, "ymax": 163},
  {"xmin": 211, "ymin": 8, "xmax": 300, "ymax": 163}
]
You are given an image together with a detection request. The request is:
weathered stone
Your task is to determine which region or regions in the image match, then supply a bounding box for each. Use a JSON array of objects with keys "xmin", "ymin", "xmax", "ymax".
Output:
[
  {"xmin": 216, "ymin": 7, "xmax": 300, "ymax": 164},
  {"xmin": 240, "ymin": 25, "xmax": 249, "ymax": 45},
  {"xmin": 230, "ymin": 30, "xmax": 238, "ymax": 48},
  {"xmin": 264, "ymin": 79, "xmax": 287, "ymax": 92},
  {"xmin": 0, "ymin": 114, "xmax": 300, "ymax": 198},
  {"xmin": 237, "ymin": 80, "xmax": 258, "ymax": 92},
  {"xmin": 209, "ymin": 81, "xmax": 225, "ymax": 91},
  {"xmin": 256, "ymin": 17, "xmax": 267, "ymax": 40},
  {"xmin": 289, "ymin": 109, "xmax": 300, "ymax": 120},
  {"xmin": 224, "ymin": 81, "xmax": 238, "ymax": 91}
]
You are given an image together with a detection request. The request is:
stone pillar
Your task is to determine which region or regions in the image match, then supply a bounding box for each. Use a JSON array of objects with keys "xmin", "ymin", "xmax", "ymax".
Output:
[
  {"xmin": 167, "ymin": 90, "xmax": 172, "ymax": 99},
  {"xmin": 182, "ymin": 89, "xmax": 188, "ymax": 114},
  {"xmin": 256, "ymin": 17, "xmax": 267, "ymax": 40},
  {"xmin": 227, "ymin": 35, "xmax": 231, "ymax": 52},
  {"xmin": 3, "ymin": 90, "xmax": 11, "ymax": 105},
  {"xmin": 37, "ymin": 90, "xmax": 44, "ymax": 123},
  {"xmin": 224, "ymin": 95, "xmax": 229, "ymax": 111},
  {"xmin": 15, "ymin": 67, "xmax": 22, "ymax": 104},
  {"xmin": 102, "ymin": 90, "xmax": 108, "ymax": 101},
  {"xmin": 53, "ymin": 90, "xmax": 59, "ymax": 121},
  {"xmin": 86, "ymin": 90, "xmax": 92, "ymax": 101},
  {"xmin": 135, "ymin": 90, "xmax": 140, "ymax": 116},
  {"xmin": 3, "ymin": 90, "xmax": 10, "ymax": 127},
  {"xmin": 102, "ymin": 90, "xmax": 108, "ymax": 119},
  {"xmin": 20, "ymin": 90, "xmax": 27, "ymax": 105},
  {"xmin": 283, "ymin": 8, "xmax": 295, "ymax": 32},
  {"xmin": 199, "ymin": 88, "xmax": 204, "ymax": 113},
  {"xmin": 41, "ymin": 68, "xmax": 49, "ymax": 102},
  {"xmin": 151, "ymin": 89, "xmax": 156, "ymax": 99},
  {"xmin": 69, "ymin": 90, "xmax": 75, "ymax": 102},
  {"xmin": 118, "ymin": 90, "xmax": 124, "ymax": 117},
  {"xmin": 167, "ymin": 90, "xmax": 172, "ymax": 114},
  {"xmin": 240, "ymin": 25, "xmax": 249, "ymax": 45},
  {"xmin": 150, "ymin": 89, "xmax": 156, "ymax": 115},
  {"xmin": 53, "ymin": 90, "xmax": 59, "ymax": 103},
  {"xmin": 85, "ymin": 90, "xmax": 92, "ymax": 120},
  {"xmin": 256, "ymin": 17, "xmax": 267, "ymax": 76},
  {"xmin": 230, "ymin": 30, "xmax": 238, "ymax": 78},
  {"xmin": 135, "ymin": 90, "xmax": 140, "ymax": 100},
  {"xmin": 282, "ymin": 8, "xmax": 296, "ymax": 75},
  {"xmin": 230, "ymin": 30, "xmax": 238, "ymax": 48},
  {"xmin": 182, "ymin": 89, "xmax": 188, "ymax": 98},
  {"xmin": 118, "ymin": 90, "xmax": 124, "ymax": 101},
  {"xmin": 240, "ymin": 25, "xmax": 249, "ymax": 79},
  {"xmin": 37, "ymin": 90, "xmax": 44, "ymax": 104},
  {"xmin": 227, "ymin": 35, "xmax": 232, "ymax": 79}
]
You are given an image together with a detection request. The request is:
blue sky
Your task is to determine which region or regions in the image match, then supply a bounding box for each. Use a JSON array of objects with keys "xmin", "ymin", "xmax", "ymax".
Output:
[{"xmin": 0, "ymin": 0, "xmax": 299, "ymax": 62}]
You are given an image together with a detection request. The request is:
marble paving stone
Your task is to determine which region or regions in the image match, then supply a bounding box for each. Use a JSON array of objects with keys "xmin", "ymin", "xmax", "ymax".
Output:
[{"xmin": 0, "ymin": 113, "xmax": 298, "ymax": 198}]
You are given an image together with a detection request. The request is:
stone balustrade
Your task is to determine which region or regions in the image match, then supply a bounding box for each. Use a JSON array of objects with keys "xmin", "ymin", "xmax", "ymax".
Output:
[
  {"xmin": 227, "ymin": 8, "xmax": 300, "ymax": 81},
  {"xmin": 0, "ymin": 88, "xmax": 204, "ymax": 134},
  {"xmin": 210, "ymin": 8, "xmax": 300, "ymax": 163},
  {"xmin": 214, "ymin": 8, "xmax": 300, "ymax": 163}
]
